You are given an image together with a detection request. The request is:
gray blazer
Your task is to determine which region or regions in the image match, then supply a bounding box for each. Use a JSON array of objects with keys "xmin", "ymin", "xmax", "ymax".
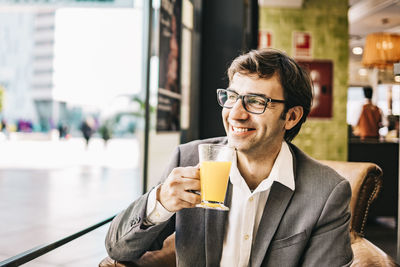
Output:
[{"xmin": 106, "ymin": 137, "xmax": 353, "ymax": 267}]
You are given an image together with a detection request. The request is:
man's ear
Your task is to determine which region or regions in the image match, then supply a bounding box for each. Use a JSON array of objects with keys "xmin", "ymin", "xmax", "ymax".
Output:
[{"xmin": 285, "ymin": 106, "xmax": 303, "ymax": 130}]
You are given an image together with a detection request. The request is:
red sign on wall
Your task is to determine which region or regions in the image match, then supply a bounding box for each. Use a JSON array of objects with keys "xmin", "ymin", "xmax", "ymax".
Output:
[
  {"xmin": 297, "ymin": 60, "xmax": 333, "ymax": 118},
  {"xmin": 293, "ymin": 31, "xmax": 312, "ymax": 58},
  {"xmin": 258, "ymin": 30, "xmax": 273, "ymax": 49}
]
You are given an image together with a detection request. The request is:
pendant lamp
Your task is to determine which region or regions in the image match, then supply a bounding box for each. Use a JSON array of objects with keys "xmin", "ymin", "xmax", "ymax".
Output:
[{"xmin": 362, "ymin": 33, "xmax": 400, "ymax": 68}]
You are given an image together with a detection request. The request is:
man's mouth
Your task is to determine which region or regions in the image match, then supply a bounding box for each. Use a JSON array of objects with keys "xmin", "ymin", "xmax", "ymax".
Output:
[{"xmin": 231, "ymin": 126, "xmax": 255, "ymax": 133}]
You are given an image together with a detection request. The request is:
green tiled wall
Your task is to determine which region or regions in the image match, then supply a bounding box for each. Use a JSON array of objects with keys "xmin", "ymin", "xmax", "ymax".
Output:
[{"xmin": 260, "ymin": 0, "xmax": 349, "ymax": 160}]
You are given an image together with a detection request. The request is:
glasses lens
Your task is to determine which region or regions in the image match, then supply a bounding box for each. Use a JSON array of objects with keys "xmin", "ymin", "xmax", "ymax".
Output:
[
  {"xmin": 217, "ymin": 90, "xmax": 227, "ymax": 107},
  {"xmin": 218, "ymin": 90, "xmax": 237, "ymax": 108},
  {"xmin": 244, "ymin": 95, "xmax": 267, "ymax": 114},
  {"xmin": 225, "ymin": 91, "xmax": 238, "ymax": 107}
]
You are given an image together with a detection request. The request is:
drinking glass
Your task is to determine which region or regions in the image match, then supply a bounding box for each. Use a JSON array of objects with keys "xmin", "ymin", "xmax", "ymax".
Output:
[{"xmin": 196, "ymin": 144, "xmax": 235, "ymax": 211}]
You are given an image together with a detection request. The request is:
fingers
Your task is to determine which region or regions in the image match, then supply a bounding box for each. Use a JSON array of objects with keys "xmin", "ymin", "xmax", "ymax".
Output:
[
  {"xmin": 171, "ymin": 166, "xmax": 199, "ymax": 180},
  {"xmin": 180, "ymin": 190, "xmax": 201, "ymax": 205},
  {"xmin": 183, "ymin": 177, "xmax": 200, "ymax": 191},
  {"xmin": 171, "ymin": 191, "xmax": 201, "ymax": 209},
  {"xmin": 168, "ymin": 167, "xmax": 200, "ymax": 191},
  {"xmin": 160, "ymin": 185, "xmax": 201, "ymax": 211},
  {"xmin": 159, "ymin": 166, "xmax": 201, "ymax": 212}
]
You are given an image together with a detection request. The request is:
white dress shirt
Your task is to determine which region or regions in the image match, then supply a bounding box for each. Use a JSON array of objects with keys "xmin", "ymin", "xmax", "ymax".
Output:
[
  {"xmin": 145, "ymin": 142, "xmax": 295, "ymax": 267},
  {"xmin": 145, "ymin": 183, "xmax": 174, "ymax": 224},
  {"xmin": 219, "ymin": 141, "xmax": 294, "ymax": 267}
]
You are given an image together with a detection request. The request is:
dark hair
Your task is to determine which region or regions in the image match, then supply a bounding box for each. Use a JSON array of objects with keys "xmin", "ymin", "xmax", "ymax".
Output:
[
  {"xmin": 363, "ymin": 86, "xmax": 373, "ymax": 99},
  {"xmin": 227, "ymin": 48, "xmax": 313, "ymax": 142}
]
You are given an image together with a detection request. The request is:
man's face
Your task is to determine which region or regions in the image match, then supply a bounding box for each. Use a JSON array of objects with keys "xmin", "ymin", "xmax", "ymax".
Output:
[{"xmin": 222, "ymin": 72, "xmax": 287, "ymax": 155}]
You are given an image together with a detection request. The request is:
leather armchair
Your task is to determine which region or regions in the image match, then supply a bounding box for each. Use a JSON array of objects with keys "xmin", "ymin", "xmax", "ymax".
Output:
[
  {"xmin": 319, "ymin": 160, "xmax": 382, "ymax": 235},
  {"xmin": 100, "ymin": 160, "xmax": 398, "ymax": 267}
]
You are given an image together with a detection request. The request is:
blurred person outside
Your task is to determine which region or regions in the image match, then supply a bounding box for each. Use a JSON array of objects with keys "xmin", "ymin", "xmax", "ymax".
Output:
[
  {"xmin": 105, "ymin": 49, "xmax": 353, "ymax": 266},
  {"xmin": 80, "ymin": 116, "xmax": 95, "ymax": 148},
  {"xmin": 0, "ymin": 119, "xmax": 7, "ymax": 140},
  {"xmin": 0, "ymin": 119, "xmax": 6, "ymax": 133},
  {"xmin": 57, "ymin": 121, "xmax": 69, "ymax": 139},
  {"xmin": 353, "ymin": 86, "xmax": 383, "ymax": 140},
  {"xmin": 99, "ymin": 120, "xmax": 113, "ymax": 147}
]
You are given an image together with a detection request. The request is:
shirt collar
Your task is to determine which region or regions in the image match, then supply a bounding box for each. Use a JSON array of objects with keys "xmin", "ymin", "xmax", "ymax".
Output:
[
  {"xmin": 230, "ymin": 141, "xmax": 295, "ymax": 192},
  {"xmin": 269, "ymin": 141, "xmax": 295, "ymax": 191}
]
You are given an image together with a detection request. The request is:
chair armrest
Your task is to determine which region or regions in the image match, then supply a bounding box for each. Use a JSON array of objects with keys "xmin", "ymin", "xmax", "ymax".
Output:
[
  {"xmin": 320, "ymin": 160, "xmax": 383, "ymax": 235},
  {"xmin": 350, "ymin": 231, "xmax": 398, "ymax": 267}
]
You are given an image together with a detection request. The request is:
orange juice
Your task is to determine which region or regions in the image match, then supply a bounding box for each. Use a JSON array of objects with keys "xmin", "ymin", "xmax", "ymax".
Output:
[{"xmin": 200, "ymin": 161, "xmax": 232, "ymax": 203}]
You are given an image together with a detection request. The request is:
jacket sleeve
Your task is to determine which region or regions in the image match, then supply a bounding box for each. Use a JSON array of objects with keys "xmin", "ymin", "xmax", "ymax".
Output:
[
  {"xmin": 104, "ymin": 147, "xmax": 181, "ymax": 262},
  {"xmin": 301, "ymin": 179, "xmax": 353, "ymax": 267}
]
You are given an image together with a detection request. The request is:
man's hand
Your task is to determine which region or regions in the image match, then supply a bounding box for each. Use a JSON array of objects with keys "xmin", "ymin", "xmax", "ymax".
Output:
[{"xmin": 158, "ymin": 166, "xmax": 201, "ymax": 212}]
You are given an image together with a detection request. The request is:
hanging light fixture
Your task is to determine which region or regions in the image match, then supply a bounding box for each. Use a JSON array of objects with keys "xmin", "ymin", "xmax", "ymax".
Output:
[{"xmin": 362, "ymin": 33, "xmax": 400, "ymax": 68}]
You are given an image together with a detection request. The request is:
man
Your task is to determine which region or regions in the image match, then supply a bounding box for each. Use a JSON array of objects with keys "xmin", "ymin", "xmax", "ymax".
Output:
[
  {"xmin": 105, "ymin": 49, "xmax": 353, "ymax": 267},
  {"xmin": 355, "ymin": 86, "xmax": 383, "ymax": 140}
]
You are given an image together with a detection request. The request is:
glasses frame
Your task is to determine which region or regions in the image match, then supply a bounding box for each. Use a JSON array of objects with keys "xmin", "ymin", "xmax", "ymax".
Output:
[{"xmin": 216, "ymin": 88, "xmax": 286, "ymax": 114}]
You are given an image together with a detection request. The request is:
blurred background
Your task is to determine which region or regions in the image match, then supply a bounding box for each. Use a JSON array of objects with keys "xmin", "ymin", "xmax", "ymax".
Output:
[{"xmin": 0, "ymin": 0, "xmax": 399, "ymax": 266}]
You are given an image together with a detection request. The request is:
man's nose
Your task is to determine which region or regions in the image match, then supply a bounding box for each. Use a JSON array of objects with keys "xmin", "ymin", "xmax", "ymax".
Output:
[{"xmin": 228, "ymin": 98, "xmax": 249, "ymax": 120}]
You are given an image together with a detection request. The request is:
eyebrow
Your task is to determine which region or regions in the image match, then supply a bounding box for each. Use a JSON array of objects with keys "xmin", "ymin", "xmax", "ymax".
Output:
[{"xmin": 226, "ymin": 88, "xmax": 269, "ymax": 98}]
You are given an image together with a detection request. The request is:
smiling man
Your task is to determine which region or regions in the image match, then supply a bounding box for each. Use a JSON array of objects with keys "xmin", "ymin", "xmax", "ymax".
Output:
[{"xmin": 105, "ymin": 49, "xmax": 353, "ymax": 267}]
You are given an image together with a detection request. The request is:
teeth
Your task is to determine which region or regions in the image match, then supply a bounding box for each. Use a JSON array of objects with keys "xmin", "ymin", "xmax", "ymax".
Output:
[{"xmin": 233, "ymin": 127, "xmax": 249, "ymax": 132}]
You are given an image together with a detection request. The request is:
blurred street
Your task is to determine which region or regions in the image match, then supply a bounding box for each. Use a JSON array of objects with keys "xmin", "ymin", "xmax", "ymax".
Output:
[{"xmin": 0, "ymin": 136, "xmax": 143, "ymax": 266}]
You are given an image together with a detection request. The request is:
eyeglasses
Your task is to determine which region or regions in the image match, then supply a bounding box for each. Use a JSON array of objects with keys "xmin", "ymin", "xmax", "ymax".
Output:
[{"xmin": 216, "ymin": 89, "xmax": 286, "ymax": 115}]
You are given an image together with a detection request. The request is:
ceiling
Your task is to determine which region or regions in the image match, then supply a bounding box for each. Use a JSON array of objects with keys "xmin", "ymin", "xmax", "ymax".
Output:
[{"xmin": 349, "ymin": 0, "xmax": 400, "ymax": 51}]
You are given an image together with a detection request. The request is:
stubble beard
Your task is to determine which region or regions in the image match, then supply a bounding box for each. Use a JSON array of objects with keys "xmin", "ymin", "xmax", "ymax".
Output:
[
  {"xmin": 229, "ymin": 123, "xmax": 286, "ymax": 158},
  {"xmin": 224, "ymin": 110, "xmax": 287, "ymax": 155},
  {"xmin": 228, "ymin": 131, "xmax": 268, "ymax": 156}
]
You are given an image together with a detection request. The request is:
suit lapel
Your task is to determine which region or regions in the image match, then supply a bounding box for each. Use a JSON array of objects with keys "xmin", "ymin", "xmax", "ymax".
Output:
[
  {"xmin": 250, "ymin": 182, "xmax": 294, "ymax": 267},
  {"xmin": 250, "ymin": 145, "xmax": 298, "ymax": 267},
  {"xmin": 204, "ymin": 181, "xmax": 232, "ymax": 267}
]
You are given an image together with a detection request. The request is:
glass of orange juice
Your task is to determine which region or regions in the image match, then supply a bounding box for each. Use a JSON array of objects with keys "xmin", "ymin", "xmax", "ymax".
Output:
[{"xmin": 196, "ymin": 144, "xmax": 235, "ymax": 211}]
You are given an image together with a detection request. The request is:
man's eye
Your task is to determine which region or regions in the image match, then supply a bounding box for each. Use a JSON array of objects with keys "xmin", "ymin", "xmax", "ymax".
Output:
[
  {"xmin": 247, "ymin": 97, "xmax": 265, "ymax": 106},
  {"xmin": 227, "ymin": 94, "xmax": 237, "ymax": 100}
]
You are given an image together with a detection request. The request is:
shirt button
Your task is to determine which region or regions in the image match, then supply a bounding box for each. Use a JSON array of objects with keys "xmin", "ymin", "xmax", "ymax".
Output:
[
  {"xmin": 244, "ymin": 234, "xmax": 249, "ymax": 240},
  {"xmin": 249, "ymin": 196, "xmax": 254, "ymax": 202},
  {"xmin": 155, "ymin": 212, "xmax": 160, "ymax": 218}
]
